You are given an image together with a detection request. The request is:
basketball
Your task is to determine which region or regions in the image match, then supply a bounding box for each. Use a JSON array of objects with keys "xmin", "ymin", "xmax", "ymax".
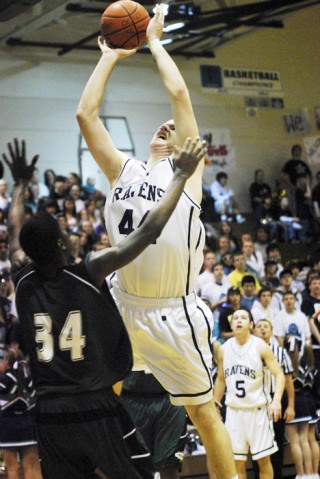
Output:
[{"xmin": 100, "ymin": 0, "xmax": 150, "ymax": 50}]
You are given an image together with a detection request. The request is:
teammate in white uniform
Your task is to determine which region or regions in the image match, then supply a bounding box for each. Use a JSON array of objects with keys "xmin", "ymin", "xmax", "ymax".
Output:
[
  {"xmin": 214, "ymin": 309, "xmax": 285, "ymax": 479},
  {"xmin": 77, "ymin": 4, "xmax": 238, "ymax": 479}
]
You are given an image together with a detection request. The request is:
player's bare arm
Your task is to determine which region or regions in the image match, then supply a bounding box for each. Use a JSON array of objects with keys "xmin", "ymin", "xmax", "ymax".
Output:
[
  {"xmin": 283, "ymin": 374, "xmax": 295, "ymax": 423},
  {"xmin": 212, "ymin": 346, "xmax": 226, "ymax": 404},
  {"xmin": 3, "ymin": 139, "xmax": 39, "ymax": 276},
  {"xmin": 147, "ymin": 4, "xmax": 203, "ymax": 203},
  {"xmin": 76, "ymin": 39, "xmax": 136, "ymax": 186},
  {"xmin": 260, "ymin": 341, "xmax": 285, "ymax": 422},
  {"xmin": 86, "ymin": 137, "xmax": 206, "ymax": 285}
]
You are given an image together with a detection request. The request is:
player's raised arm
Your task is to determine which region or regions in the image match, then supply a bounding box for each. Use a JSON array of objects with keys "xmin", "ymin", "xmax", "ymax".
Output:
[
  {"xmin": 147, "ymin": 4, "xmax": 203, "ymax": 202},
  {"xmin": 86, "ymin": 138, "xmax": 206, "ymax": 285},
  {"xmin": 76, "ymin": 39, "xmax": 136, "ymax": 186},
  {"xmin": 3, "ymin": 139, "xmax": 39, "ymax": 278}
]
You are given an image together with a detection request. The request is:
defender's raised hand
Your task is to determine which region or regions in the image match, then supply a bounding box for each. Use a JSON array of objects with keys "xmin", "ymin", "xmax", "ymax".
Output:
[
  {"xmin": 2, "ymin": 138, "xmax": 39, "ymax": 183},
  {"xmin": 173, "ymin": 137, "xmax": 207, "ymax": 179}
]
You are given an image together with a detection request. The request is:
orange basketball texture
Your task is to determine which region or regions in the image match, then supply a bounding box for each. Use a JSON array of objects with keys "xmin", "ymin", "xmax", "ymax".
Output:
[{"xmin": 101, "ymin": 1, "xmax": 150, "ymax": 49}]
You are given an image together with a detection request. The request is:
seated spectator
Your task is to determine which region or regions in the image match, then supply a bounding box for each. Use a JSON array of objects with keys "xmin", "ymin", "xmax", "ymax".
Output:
[
  {"xmin": 218, "ymin": 220, "xmax": 239, "ymax": 251},
  {"xmin": 62, "ymin": 197, "xmax": 79, "ymax": 232},
  {"xmin": 215, "ymin": 235, "xmax": 232, "ymax": 263},
  {"xmin": 273, "ymin": 292, "xmax": 311, "ymax": 349},
  {"xmin": 218, "ymin": 286, "xmax": 242, "ymax": 342},
  {"xmin": 210, "ymin": 172, "xmax": 245, "ymax": 223},
  {"xmin": 266, "ymin": 243, "xmax": 284, "ymax": 277},
  {"xmin": 82, "ymin": 177, "xmax": 97, "ymax": 198},
  {"xmin": 311, "ymin": 170, "xmax": 320, "ymax": 220},
  {"xmin": 249, "ymin": 169, "xmax": 272, "ymax": 212},
  {"xmin": 195, "ymin": 248, "xmax": 216, "ymax": 296},
  {"xmin": 251, "ymin": 287, "xmax": 277, "ymax": 325},
  {"xmin": 220, "ymin": 252, "xmax": 234, "ymax": 275},
  {"xmin": 200, "ymin": 184, "xmax": 219, "ymax": 250},
  {"xmin": 281, "ymin": 144, "xmax": 312, "ymax": 187},
  {"xmin": 0, "ymin": 180, "xmax": 11, "ymax": 217},
  {"xmin": 43, "ymin": 168, "xmax": 56, "ymax": 195},
  {"xmin": 295, "ymin": 175, "xmax": 314, "ymax": 243},
  {"xmin": 69, "ymin": 232, "xmax": 83, "ymax": 264},
  {"xmin": 201, "ymin": 263, "xmax": 231, "ymax": 311},
  {"xmin": 254, "ymin": 194, "xmax": 280, "ymax": 242},
  {"xmin": 240, "ymin": 275, "xmax": 258, "ymax": 311},
  {"xmin": 242, "ymin": 239, "xmax": 265, "ymax": 281},
  {"xmin": 253, "ymin": 226, "xmax": 269, "ymax": 261},
  {"xmin": 286, "ymin": 260, "xmax": 305, "ymax": 293},
  {"xmin": 227, "ymin": 252, "xmax": 261, "ymax": 293},
  {"xmin": 278, "ymin": 195, "xmax": 302, "ymax": 242},
  {"xmin": 69, "ymin": 184, "xmax": 86, "ymax": 214},
  {"xmin": 0, "ymin": 240, "xmax": 11, "ymax": 272},
  {"xmin": 271, "ymin": 269, "xmax": 302, "ymax": 312},
  {"xmin": 49, "ymin": 175, "xmax": 68, "ymax": 212},
  {"xmin": 262, "ymin": 260, "xmax": 280, "ymax": 290}
]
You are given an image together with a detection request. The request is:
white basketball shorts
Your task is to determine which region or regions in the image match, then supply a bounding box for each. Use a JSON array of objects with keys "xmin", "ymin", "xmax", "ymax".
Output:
[
  {"xmin": 225, "ymin": 406, "xmax": 278, "ymax": 461},
  {"xmin": 112, "ymin": 284, "xmax": 214, "ymax": 406}
]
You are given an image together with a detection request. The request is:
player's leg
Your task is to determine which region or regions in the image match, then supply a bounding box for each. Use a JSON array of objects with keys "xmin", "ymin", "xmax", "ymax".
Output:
[
  {"xmin": 235, "ymin": 460, "xmax": 246, "ymax": 479},
  {"xmin": 297, "ymin": 422, "xmax": 313, "ymax": 475},
  {"xmin": 256, "ymin": 455, "xmax": 273, "ymax": 479},
  {"xmin": 20, "ymin": 445, "xmax": 42, "ymax": 479},
  {"xmin": 1, "ymin": 449, "xmax": 20, "ymax": 479},
  {"xmin": 185, "ymin": 400, "xmax": 237, "ymax": 479}
]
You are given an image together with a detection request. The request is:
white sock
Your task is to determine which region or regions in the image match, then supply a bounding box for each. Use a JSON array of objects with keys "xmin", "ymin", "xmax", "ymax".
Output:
[{"xmin": 230, "ymin": 476, "xmax": 239, "ymax": 479}]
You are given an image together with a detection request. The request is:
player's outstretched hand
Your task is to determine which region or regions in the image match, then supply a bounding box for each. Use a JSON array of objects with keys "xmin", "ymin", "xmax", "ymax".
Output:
[
  {"xmin": 173, "ymin": 137, "xmax": 206, "ymax": 179},
  {"xmin": 2, "ymin": 138, "xmax": 39, "ymax": 183},
  {"xmin": 98, "ymin": 36, "xmax": 137, "ymax": 58},
  {"xmin": 147, "ymin": 3, "xmax": 165, "ymax": 43}
]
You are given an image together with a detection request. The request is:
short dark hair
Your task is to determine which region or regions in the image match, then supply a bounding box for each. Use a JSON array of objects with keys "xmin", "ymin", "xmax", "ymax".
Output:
[
  {"xmin": 241, "ymin": 275, "xmax": 255, "ymax": 286},
  {"xmin": 231, "ymin": 308, "xmax": 254, "ymax": 323},
  {"xmin": 266, "ymin": 243, "xmax": 280, "ymax": 255},
  {"xmin": 258, "ymin": 286, "xmax": 272, "ymax": 298},
  {"xmin": 19, "ymin": 212, "xmax": 61, "ymax": 263},
  {"xmin": 216, "ymin": 171, "xmax": 228, "ymax": 182},
  {"xmin": 279, "ymin": 269, "xmax": 292, "ymax": 279}
]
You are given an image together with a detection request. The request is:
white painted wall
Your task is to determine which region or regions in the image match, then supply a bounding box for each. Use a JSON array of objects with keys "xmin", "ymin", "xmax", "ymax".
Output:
[{"xmin": 0, "ymin": 5, "xmax": 319, "ymax": 210}]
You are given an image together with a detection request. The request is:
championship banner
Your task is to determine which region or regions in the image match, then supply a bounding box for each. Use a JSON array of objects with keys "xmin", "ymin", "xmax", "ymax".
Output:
[
  {"xmin": 201, "ymin": 128, "xmax": 235, "ymax": 181},
  {"xmin": 200, "ymin": 65, "xmax": 282, "ymax": 94},
  {"xmin": 304, "ymin": 135, "xmax": 320, "ymax": 164}
]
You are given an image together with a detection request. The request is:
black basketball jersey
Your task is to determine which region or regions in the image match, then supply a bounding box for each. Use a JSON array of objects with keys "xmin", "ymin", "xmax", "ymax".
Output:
[{"xmin": 15, "ymin": 262, "xmax": 133, "ymax": 398}]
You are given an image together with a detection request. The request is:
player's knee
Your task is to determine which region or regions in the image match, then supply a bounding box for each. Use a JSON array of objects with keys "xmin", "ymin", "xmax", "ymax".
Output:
[{"xmin": 186, "ymin": 400, "xmax": 221, "ymax": 431}]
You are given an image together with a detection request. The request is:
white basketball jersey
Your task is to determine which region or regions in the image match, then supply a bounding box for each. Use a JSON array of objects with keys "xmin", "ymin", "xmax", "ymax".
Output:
[
  {"xmin": 105, "ymin": 158, "xmax": 205, "ymax": 297},
  {"xmin": 222, "ymin": 335, "xmax": 271, "ymax": 408}
]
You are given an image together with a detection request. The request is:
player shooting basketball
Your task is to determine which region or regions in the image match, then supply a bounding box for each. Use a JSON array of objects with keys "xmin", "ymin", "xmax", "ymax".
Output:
[{"xmin": 77, "ymin": 4, "xmax": 238, "ymax": 479}]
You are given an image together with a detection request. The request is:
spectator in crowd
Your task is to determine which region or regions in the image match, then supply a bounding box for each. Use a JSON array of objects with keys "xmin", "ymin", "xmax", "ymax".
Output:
[
  {"xmin": 69, "ymin": 184, "xmax": 86, "ymax": 214},
  {"xmin": 311, "ymin": 170, "xmax": 320, "ymax": 220},
  {"xmin": 286, "ymin": 260, "xmax": 305, "ymax": 293},
  {"xmin": 42, "ymin": 169, "xmax": 56, "ymax": 195},
  {"xmin": 266, "ymin": 243, "xmax": 284, "ymax": 277},
  {"xmin": 227, "ymin": 252, "xmax": 261, "ymax": 293},
  {"xmin": 200, "ymin": 185, "xmax": 219, "ymax": 250},
  {"xmin": 278, "ymin": 195, "xmax": 302, "ymax": 242},
  {"xmin": 0, "ymin": 240, "xmax": 11, "ymax": 272},
  {"xmin": 240, "ymin": 275, "xmax": 258, "ymax": 311},
  {"xmin": 210, "ymin": 172, "xmax": 245, "ymax": 224},
  {"xmin": 201, "ymin": 262, "xmax": 231, "ymax": 311},
  {"xmin": 254, "ymin": 193, "xmax": 280, "ymax": 242},
  {"xmin": 242, "ymin": 240, "xmax": 264, "ymax": 282},
  {"xmin": 48, "ymin": 175, "xmax": 68, "ymax": 212},
  {"xmin": 215, "ymin": 235, "xmax": 232, "ymax": 263},
  {"xmin": 62, "ymin": 196, "xmax": 79, "ymax": 232},
  {"xmin": 249, "ymin": 169, "xmax": 272, "ymax": 212},
  {"xmin": 295, "ymin": 175, "xmax": 314, "ymax": 243},
  {"xmin": 195, "ymin": 248, "xmax": 216, "ymax": 296},
  {"xmin": 273, "ymin": 292, "xmax": 311, "ymax": 349},
  {"xmin": 220, "ymin": 252, "xmax": 234, "ymax": 276},
  {"xmin": 218, "ymin": 286, "xmax": 242, "ymax": 342},
  {"xmin": 253, "ymin": 226, "xmax": 269, "ymax": 261},
  {"xmin": 281, "ymin": 144, "xmax": 312, "ymax": 187},
  {"xmin": 251, "ymin": 286, "xmax": 277, "ymax": 325},
  {"xmin": 271, "ymin": 269, "xmax": 302, "ymax": 312},
  {"xmin": 218, "ymin": 221, "xmax": 239, "ymax": 251},
  {"xmin": 253, "ymin": 319, "xmax": 295, "ymax": 479},
  {"xmin": 0, "ymin": 180, "xmax": 11, "ymax": 217}
]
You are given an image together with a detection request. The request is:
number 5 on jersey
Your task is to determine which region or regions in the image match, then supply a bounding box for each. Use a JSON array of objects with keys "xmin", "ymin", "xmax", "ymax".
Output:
[{"xmin": 34, "ymin": 311, "xmax": 85, "ymax": 362}]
